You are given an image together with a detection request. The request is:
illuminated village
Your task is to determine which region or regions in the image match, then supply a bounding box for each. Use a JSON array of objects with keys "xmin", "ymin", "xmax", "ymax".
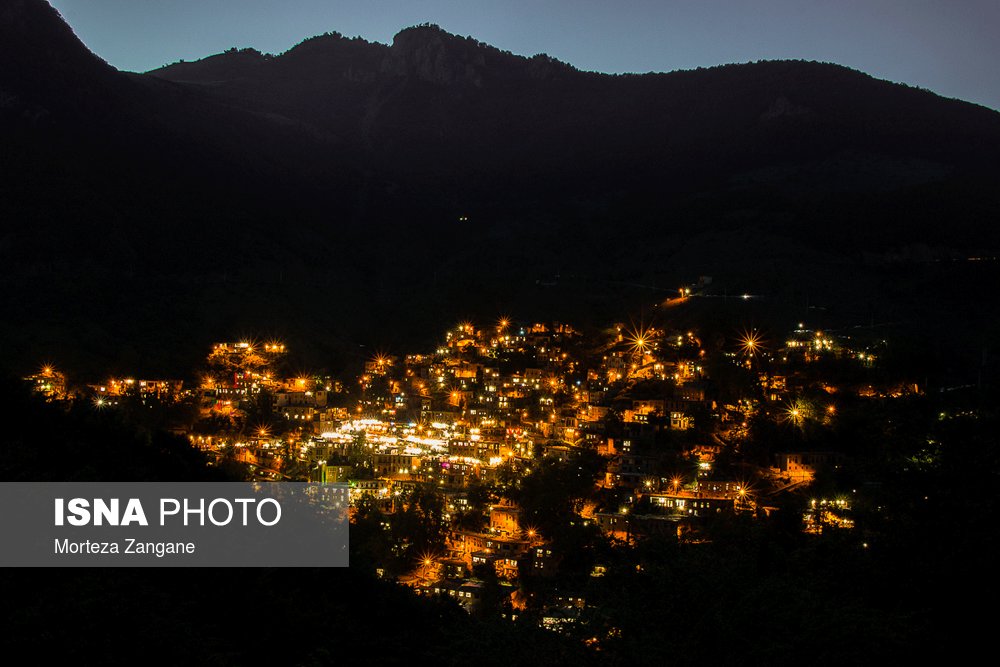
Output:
[{"xmin": 26, "ymin": 289, "xmax": 923, "ymax": 633}]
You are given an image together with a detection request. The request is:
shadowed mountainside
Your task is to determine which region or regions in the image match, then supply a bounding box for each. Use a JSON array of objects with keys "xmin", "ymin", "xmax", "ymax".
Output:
[{"xmin": 2, "ymin": 1, "xmax": 1000, "ymax": 380}]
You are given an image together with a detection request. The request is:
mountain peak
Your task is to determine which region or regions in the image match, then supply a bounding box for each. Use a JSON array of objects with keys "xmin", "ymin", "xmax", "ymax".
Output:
[
  {"xmin": 386, "ymin": 24, "xmax": 491, "ymax": 85},
  {"xmin": 386, "ymin": 23, "xmax": 572, "ymax": 85},
  {"xmin": 393, "ymin": 23, "xmax": 450, "ymax": 39}
]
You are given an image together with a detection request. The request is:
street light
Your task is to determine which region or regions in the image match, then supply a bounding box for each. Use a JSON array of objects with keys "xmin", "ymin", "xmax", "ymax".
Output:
[{"xmin": 739, "ymin": 329, "xmax": 763, "ymax": 357}]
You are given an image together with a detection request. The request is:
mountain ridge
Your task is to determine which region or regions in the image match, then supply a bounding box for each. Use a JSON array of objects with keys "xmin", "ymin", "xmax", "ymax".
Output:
[
  {"xmin": 146, "ymin": 23, "xmax": 1000, "ymax": 198},
  {"xmin": 151, "ymin": 22, "xmax": 999, "ymax": 114}
]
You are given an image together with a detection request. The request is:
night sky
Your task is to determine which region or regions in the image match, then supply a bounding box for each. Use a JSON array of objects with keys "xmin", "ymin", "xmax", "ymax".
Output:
[{"xmin": 49, "ymin": 0, "xmax": 1000, "ymax": 110}]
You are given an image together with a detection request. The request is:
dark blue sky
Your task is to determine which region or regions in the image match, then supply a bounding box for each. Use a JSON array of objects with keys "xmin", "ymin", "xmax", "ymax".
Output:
[{"xmin": 49, "ymin": 0, "xmax": 1000, "ymax": 110}]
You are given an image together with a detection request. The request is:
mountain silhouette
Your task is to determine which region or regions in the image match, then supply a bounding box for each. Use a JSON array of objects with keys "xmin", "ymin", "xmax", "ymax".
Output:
[
  {"xmin": 151, "ymin": 24, "xmax": 1000, "ymax": 184},
  {"xmin": 2, "ymin": 1, "xmax": 999, "ymax": 376}
]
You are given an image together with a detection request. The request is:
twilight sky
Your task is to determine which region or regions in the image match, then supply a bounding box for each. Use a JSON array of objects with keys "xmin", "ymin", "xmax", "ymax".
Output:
[{"xmin": 49, "ymin": 0, "xmax": 1000, "ymax": 110}]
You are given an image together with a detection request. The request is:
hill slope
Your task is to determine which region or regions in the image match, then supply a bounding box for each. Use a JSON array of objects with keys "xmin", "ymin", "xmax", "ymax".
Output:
[{"xmin": 2, "ymin": 2, "xmax": 1000, "ymax": 378}]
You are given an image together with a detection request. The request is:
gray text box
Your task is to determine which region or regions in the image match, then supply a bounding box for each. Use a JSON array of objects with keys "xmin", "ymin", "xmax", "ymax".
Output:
[{"xmin": 0, "ymin": 482, "xmax": 349, "ymax": 567}]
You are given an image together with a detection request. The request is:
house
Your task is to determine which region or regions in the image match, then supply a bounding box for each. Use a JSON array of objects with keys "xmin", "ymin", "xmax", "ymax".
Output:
[{"xmin": 775, "ymin": 451, "xmax": 846, "ymax": 481}]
